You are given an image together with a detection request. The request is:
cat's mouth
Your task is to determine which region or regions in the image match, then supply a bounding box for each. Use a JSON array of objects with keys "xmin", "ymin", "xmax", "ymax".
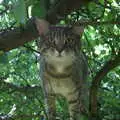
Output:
[{"xmin": 57, "ymin": 53, "xmax": 62, "ymax": 57}]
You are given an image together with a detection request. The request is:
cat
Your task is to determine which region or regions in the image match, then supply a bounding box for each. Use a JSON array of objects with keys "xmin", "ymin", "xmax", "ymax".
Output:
[{"xmin": 35, "ymin": 19, "xmax": 88, "ymax": 120}]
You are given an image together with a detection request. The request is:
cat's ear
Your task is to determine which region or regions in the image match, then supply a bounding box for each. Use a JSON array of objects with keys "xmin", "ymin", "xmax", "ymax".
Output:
[
  {"xmin": 35, "ymin": 18, "xmax": 49, "ymax": 35},
  {"xmin": 72, "ymin": 26, "xmax": 84, "ymax": 36}
]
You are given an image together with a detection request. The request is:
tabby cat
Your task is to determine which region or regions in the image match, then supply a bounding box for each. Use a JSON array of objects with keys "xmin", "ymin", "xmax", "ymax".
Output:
[{"xmin": 35, "ymin": 19, "xmax": 88, "ymax": 120}]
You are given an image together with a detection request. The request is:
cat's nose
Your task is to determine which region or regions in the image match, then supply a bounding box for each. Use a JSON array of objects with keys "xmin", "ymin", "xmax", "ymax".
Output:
[
  {"xmin": 55, "ymin": 38, "xmax": 65, "ymax": 53},
  {"xmin": 56, "ymin": 44, "xmax": 64, "ymax": 53}
]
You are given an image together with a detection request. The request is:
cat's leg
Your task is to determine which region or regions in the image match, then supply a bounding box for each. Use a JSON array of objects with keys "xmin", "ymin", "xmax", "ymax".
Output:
[
  {"xmin": 43, "ymin": 82, "xmax": 56, "ymax": 120},
  {"xmin": 66, "ymin": 90, "xmax": 80, "ymax": 120},
  {"xmin": 68, "ymin": 98, "xmax": 80, "ymax": 120},
  {"xmin": 45, "ymin": 94, "xmax": 56, "ymax": 120},
  {"xmin": 67, "ymin": 91, "xmax": 88, "ymax": 120}
]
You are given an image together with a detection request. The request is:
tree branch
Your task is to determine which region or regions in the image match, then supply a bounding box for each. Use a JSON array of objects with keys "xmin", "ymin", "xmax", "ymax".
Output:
[
  {"xmin": 0, "ymin": 78, "xmax": 45, "ymax": 120},
  {"xmin": 74, "ymin": 20, "xmax": 120, "ymax": 26},
  {"xmin": 0, "ymin": 17, "xmax": 39, "ymax": 52},
  {"xmin": 89, "ymin": 51, "xmax": 120, "ymax": 118},
  {"xmin": 46, "ymin": 0, "xmax": 93, "ymax": 24},
  {"xmin": 0, "ymin": 77, "xmax": 41, "ymax": 94}
]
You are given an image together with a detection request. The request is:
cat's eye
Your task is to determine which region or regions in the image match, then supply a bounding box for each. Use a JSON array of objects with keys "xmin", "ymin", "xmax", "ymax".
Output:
[{"xmin": 67, "ymin": 37, "xmax": 73, "ymax": 43}]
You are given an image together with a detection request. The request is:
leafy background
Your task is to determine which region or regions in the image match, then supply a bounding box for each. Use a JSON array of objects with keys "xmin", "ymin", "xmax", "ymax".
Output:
[{"xmin": 0, "ymin": 0, "xmax": 120, "ymax": 120}]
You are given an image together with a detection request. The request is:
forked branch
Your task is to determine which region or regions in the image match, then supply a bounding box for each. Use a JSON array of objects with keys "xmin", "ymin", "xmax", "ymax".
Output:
[{"xmin": 89, "ymin": 51, "xmax": 120, "ymax": 118}]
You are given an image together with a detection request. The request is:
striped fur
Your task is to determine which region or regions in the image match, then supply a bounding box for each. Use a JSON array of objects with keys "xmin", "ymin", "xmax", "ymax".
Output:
[{"xmin": 38, "ymin": 25, "xmax": 88, "ymax": 120}]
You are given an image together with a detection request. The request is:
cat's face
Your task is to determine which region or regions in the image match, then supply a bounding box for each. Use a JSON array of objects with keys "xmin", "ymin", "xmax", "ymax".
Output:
[
  {"xmin": 39, "ymin": 26, "xmax": 80, "ymax": 57},
  {"xmin": 36, "ymin": 19, "xmax": 84, "ymax": 63}
]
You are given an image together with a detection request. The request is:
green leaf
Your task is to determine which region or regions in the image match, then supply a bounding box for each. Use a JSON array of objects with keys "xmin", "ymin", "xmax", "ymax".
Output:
[
  {"xmin": 0, "ymin": 53, "xmax": 8, "ymax": 64},
  {"xmin": 31, "ymin": 0, "xmax": 47, "ymax": 18},
  {"xmin": 12, "ymin": 0, "xmax": 27, "ymax": 25}
]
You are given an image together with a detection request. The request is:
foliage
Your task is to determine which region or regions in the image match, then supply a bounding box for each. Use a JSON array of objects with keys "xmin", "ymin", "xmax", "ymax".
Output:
[{"xmin": 0, "ymin": 0, "xmax": 120, "ymax": 120}]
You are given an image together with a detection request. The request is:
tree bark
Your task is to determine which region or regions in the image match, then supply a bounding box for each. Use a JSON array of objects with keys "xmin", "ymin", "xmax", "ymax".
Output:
[
  {"xmin": 0, "ymin": 18, "xmax": 38, "ymax": 52},
  {"xmin": 89, "ymin": 51, "xmax": 120, "ymax": 119}
]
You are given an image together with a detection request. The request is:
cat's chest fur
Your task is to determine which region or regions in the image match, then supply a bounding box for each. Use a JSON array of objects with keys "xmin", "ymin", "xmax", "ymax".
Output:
[
  {"xmin": 45, "ymin": 75, "xmax": 76, "ymax": 97},
  {"xmin": 43, "ymin": 53, "xmax": 76, "ymax": 96},
  {"xmin": 44, "ymin": 69, "xmax": 76, "ymax": 97}
]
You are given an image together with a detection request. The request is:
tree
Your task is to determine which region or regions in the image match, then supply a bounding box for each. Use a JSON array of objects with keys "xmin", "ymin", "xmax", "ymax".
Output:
[{"xmin": 0, "ymin": 0, "xmax": 120, "ymax": 120}]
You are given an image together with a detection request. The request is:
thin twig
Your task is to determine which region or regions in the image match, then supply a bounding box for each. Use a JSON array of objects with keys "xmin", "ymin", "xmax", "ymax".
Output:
[
  {"xmin": 23, "ymin": 45, "xmax": 41, "ymax": 54},
  {"xmin": 73, "ymin": 20, "xmax": 120, "ymax": 26}
]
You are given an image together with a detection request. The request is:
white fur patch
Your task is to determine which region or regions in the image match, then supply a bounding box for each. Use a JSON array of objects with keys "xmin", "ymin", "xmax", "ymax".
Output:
[{"xmin": 45, "ymin": 50, "xmax": 75, "ymax": 73}]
